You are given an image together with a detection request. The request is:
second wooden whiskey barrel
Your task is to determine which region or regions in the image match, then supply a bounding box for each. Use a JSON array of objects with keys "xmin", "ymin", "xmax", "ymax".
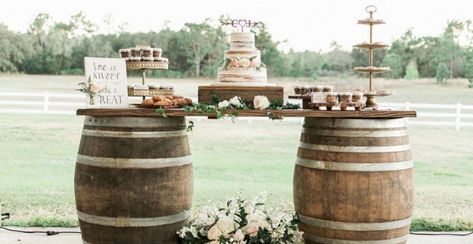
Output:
[
  {"xmin": 75, "ymin": 116, "xmax": 193, "ymax": 244},
  {"xmin": 294, "ymin": 118, "xmax": 413, "ymax": 244}
]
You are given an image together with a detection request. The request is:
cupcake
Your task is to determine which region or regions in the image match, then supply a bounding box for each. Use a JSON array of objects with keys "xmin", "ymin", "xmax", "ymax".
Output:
[
  {"xmin": 322, "ymin": 85, "xmax": 334, "ymax": 92},
  {"xmin": 130, "ymin": 48, "xmax": 141, "ymax": 61},
  {"xmin": 339, "ymin": 92, "xmax": 352, "ymax": 111},
  {"xmin": 119, "ymin": 49, "xmax": 130, "ymax": 59},
  {"xmin": 140, "ymin": 47, "xmax": 152, "ymax": 61},
  {"xmin": 153, "ymin": 48, "xmax": 162, "ymax": 58}
]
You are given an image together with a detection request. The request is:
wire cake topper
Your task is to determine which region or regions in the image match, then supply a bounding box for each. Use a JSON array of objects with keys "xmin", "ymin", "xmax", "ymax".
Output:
[{"xmin": 220, "ymin": 19, "xmax": 263, "ymax": 32}]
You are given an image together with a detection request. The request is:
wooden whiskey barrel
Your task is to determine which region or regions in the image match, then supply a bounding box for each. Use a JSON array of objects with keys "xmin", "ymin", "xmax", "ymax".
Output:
[
  {"xmin": 75, "ymin": 116, "xmax": 193, "ymax": 244},
  {"xmin": 294, "ymin": 118, "xmax": 413, "ymax": 244}
]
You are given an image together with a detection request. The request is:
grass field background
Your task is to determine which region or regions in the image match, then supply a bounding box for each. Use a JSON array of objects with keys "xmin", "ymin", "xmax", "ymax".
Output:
[{"xmin": 1, "ymin": 74, "xmax": 472, "ymax": 230}]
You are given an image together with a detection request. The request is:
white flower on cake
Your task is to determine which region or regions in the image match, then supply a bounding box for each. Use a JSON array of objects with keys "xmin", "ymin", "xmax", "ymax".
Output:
[
  {"xmin": 253, "ymin": 95, "xmax": 270, "ymax": 110},
  {"xmin": 229, "ymin": 96, "xmax": 242, "ymax": 107},
  {"xmin": 250, "ymin": 59, "xmax": 260, "ymax": 68},
  {"xmin": 229, "ymin": 60, "xmax": 240, "ymax": 68},
  {"xmin": 218, "ymin": 100, "xmax": 230, "ymax": 109},
  {"xmin": 239, "ymin": 58, "xmax": 251, "ymax": 68}
]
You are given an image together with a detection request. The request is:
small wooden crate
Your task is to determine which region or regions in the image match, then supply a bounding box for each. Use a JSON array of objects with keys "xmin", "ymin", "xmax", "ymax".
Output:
[{"xmin": 198, "ymin": 85, "xmax": 284, "ymax": 104}]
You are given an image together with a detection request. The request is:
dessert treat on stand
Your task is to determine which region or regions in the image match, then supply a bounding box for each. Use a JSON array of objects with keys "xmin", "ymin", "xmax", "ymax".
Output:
[
  {"xmin": 322, "ymin": 85, "xmax": 333, "ymax": 92},
  {"xmin": 325, "ymin": 92, "xmax": 338, "ymax": 110},
  {"xmin": 198, "ymin": 19, "xmax": 283, "ymax": 104},
  {"xmin": 339, "ymin": 92, "xmax": 353, "ymax": 111},
  {"xmin": 141, "ymin": 47, "xmax": 154, "ymax": 61},
  {"xmin": 352, "ymin": 91, "xmax": 364, "ymax": 111},
  {"xmin": 129, "ymin": 48, "xmax": 141, "ymax": 61},
  {"xmin": 153, "ymin": 48, "xmax": 162, "ymax": 58},
  {"xmin": 119, "ymin": 49, "xmax": 130, "ymax": 60}
]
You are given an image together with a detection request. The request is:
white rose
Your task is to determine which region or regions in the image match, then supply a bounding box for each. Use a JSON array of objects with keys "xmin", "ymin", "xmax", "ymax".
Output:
[
  {"xmin": 239, "ymin": 58, "xmax": 251, "ymax": 68},
  {"xmin": 233, "ymin": 229, "xmax": 245, "ymax": 241},
  {"xmin": 216, "ymin": 216, "xmax": 236, "ymax": 237},
  {"xmin": 207, "ymin": 225, "xmax": 222, "ymax": 240},
  {"xmin": 229, "ymin": 96, "xmax": 242, "ymax": 107},
  {"xmin": 245, "ymin": 223, "xmax": 259, "ymax": 237},
  {"xmin": 197, "ymin": 212, "xmax": 215, "ymax": 226},
  {"xmin": 253, "ymin": 95, "xmax": 270, "ymax": 110},
  {"xmin": 218, "ymin": 100, "xmax": 230, "ymax": 109}
]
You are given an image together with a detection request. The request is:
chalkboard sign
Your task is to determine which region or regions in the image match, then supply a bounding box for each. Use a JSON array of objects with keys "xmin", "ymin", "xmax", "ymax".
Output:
[{"xmin": 84, "ymin": 57, "xmax": 128, "ymax": 108}]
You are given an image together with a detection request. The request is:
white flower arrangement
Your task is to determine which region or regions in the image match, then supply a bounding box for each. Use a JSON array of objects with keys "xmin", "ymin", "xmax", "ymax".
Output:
[
  {"xmin": 177, "ymin": 193, "xmax": 303, "ymax": 244},
  {"xmin": 253, "ymin": 95, "xmax": 270, "ymax": 110}
]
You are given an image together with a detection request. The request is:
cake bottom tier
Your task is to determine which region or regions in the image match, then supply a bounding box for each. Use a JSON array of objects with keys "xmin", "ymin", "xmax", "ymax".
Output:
[{"xmin": 217, "ymin": 68, "xmax": 267, "ymax": 83}]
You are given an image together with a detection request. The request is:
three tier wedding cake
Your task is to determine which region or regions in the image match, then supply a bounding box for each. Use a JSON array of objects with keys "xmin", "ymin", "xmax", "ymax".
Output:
[
  {"xmin": 215, "ymin": 32, "xmax": 269, "ymax": 85},
  {"xmin": 198, "ymin": 29, "xmax": 283, "ymax": 104}
]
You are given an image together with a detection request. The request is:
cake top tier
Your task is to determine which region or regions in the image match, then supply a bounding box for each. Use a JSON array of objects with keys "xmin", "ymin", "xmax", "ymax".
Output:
[{"xmin": 230, "ymin": 32, "xmax": 256, "ymax": 50}]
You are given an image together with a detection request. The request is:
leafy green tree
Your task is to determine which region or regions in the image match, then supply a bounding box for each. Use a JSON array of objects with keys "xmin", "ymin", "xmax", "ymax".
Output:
[
  {"xmin": 464, "ymin": 52, "xmax": 473, "ymax": 88},
  {"xmin": 0, "ymin": 24, "xmax": 34, "ymax": 72},
  {"xmin": 254, "ymin": 24, "xmax": 286, "ymax": 77},
  {"xmin": 181, "ymin": 19, "xmax": 222, "ymax": 77},
  {"xmin": 404, "ymin": 60, "xmax": 419, "ymax": 80},
  {"xmin": 436, "ymin": 62, "xmax": 450, "ymax": 83}
]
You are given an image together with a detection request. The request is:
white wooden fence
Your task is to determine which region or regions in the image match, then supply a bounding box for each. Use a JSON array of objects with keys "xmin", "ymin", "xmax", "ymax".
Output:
[{"xmin": 1, "ymin": 92, "xmax": 473, "ymax": 131}]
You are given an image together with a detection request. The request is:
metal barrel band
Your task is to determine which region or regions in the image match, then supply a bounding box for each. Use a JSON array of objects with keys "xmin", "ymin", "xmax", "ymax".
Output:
[
  {"xmin": 81, "ymin": 129, "xmax": 187, "ymax": 138},
  {"xmin": 299, "ymin": 215, "xmax": 412, "ymax": 231},
  {"xmin": 84, "ymin": 116, "xmax": 185, "ymax": 128},
  {"xmin": 301, "ymin": 128, "xmax": 408, "ymax": 138},
  {"xmin": 298, "ymin": 142, "xmax": 410, "ymax": 153},
  {"xmin": 304, "ymin": 118, "xmax": 407, "ymax": 129},
  {"xmin": 303, "ymin": 233, "xmax": 409, "ymax": 244},
  {"xmin": 76, "ymin": 154, "xmax": 192, "ymax": 169},
  {"xmin": 296, "ymin": 157, "xmax": 414, "ymax": 172},
  {"xmin": 77, "ymin": 210, "xmax": 190, "ymax": 227}
]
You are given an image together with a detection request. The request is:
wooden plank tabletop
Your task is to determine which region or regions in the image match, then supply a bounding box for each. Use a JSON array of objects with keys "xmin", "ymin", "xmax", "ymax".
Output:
[{"xmin": 77, "ymin": 108, "xmax": 416, "ymax": 118}]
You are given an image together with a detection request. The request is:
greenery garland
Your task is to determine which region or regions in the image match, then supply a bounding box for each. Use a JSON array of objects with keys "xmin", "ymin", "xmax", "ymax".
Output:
[{"xmin": 155, "ymin": 95, "xmax": 301, "ymax": 132}]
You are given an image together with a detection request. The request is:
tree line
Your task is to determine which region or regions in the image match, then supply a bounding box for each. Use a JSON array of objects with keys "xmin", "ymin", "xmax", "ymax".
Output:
[{"xmin": 1, "ymin": 13, "xmax": 473, "ymax": 87}]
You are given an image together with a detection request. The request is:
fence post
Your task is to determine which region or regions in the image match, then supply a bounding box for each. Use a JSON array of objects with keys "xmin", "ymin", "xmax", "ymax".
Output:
[
  {"xmin": 456, "ymin": 103, "xmax": 462, "ymax": 131},
  {"xmin": 43, "ymin": 92, "xmax": 49, "ymax": 113}
]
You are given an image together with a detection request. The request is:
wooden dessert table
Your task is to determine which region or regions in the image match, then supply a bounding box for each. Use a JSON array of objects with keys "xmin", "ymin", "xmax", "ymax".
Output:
[{"xmin": 75, "ymin": 108, "xmax": 416, "ymax": 244}]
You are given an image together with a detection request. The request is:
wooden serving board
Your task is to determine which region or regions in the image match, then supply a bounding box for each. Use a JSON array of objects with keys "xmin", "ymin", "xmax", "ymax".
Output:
[{"xmin": 198, "ymin": 85, "xmax": 284, "ymax": 104}]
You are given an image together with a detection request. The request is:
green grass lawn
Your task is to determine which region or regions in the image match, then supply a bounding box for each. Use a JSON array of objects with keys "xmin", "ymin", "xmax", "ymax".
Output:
[{"xmin": 1, "ymin": 75, "xmax": 473, "ymax": 231}]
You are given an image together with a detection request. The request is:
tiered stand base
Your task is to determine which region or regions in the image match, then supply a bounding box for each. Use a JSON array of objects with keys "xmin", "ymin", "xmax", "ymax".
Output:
[{"xmin": 198, "ymin": 85, "xmax": 284, "ymax": 104}]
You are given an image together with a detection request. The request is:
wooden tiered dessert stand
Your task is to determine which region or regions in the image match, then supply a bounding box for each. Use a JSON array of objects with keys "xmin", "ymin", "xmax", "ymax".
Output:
[
  {"xmin": 353, "ymin": 5, "xmax": 391, "ymax": 107},
  {"xmin": 127, "ymin": 61, "xmax": 173, "ymax": 101}
]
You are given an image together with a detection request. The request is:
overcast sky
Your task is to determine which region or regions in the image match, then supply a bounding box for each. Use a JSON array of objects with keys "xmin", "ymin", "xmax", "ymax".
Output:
[{"xmin": 2, "ymin": 0, "xmax": 473, "ymax": 51}]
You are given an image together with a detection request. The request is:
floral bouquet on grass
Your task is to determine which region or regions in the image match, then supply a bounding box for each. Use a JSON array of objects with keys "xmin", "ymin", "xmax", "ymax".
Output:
[
  {"xmin": 76, "ymin": 76, "xmax": 102, "ymax": 106},
  {"xmin": 177, "ymin": 193, "xmax": 303, "ymax": 244}
]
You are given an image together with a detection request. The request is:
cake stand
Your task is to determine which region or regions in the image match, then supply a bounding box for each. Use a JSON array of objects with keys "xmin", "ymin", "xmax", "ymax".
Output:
[
  {"xmin": 353, "ymin": 5, "xmax": 391, "ymax": 107},
  {"xmin": 126, "ymin": 61, "xmax": 173, "ymax": 101}
]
